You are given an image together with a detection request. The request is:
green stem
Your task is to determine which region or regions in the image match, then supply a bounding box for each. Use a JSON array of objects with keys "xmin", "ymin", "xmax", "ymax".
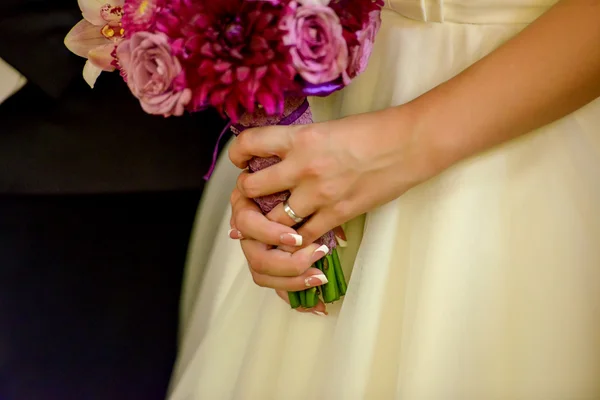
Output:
[
  {"xmin": 288, "ymin": 292, "xmax": 301, "ymax": 309},
  {"xmin": 299, "ymin": 288, "xmax": 307, "ymax": 308},
  {"xmin": 332, "ymin": 248, "xmax": 347, "ymax": 296},
  {"xmin": 288, "ymin": 246, "xmax": 348, "ymax": 308},
  {"xmin": 304, "ymin": 287, "xmax": 319, "ymax": 308},
  {"xmin": 321, "ymin": 254, "xmax": 340, "ymax": 303}
]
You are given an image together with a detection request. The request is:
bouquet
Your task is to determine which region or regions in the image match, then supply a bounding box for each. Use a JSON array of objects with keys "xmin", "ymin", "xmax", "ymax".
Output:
[{"xmin": 65, "ymin": 0, "xmax": 384, "ymax": 309}]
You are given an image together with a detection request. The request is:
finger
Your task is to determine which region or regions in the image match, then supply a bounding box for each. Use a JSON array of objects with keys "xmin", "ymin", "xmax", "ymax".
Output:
[
  {"xmin": 251, "ymin": 266, "xmax": 328, "ymax": 292},
  {"xmin": 236, "ymin": 160, "xmax": 299, "ymax": 199},
  {"xmin": 230, "ymin": 188, "xmax": 242, "ymax": 206},
  {"xmin": 229, "ymin": 125, "xmax": 294, "ymax": 169},
  {"xmin": 266, "ymin": 189, "xmax": 319, "ymax": 228},
  {"xmin": 296, "ymin": 210, "xmax": 345, "ymax": 246},
  {"xmin": 233, "ymin": 193, "xmax": 303, "ymax": 247},
  {"xmin": 229, "ymin": 189, "xmax": 243, "ymax": 238},
  {"xmin": 275, "ymin": 290, "xmax": 328, "ymax": 315},
  {"xmin": 309, "ymin": 300, "xmax": 328, "ymax": 315},
  {"xmin": 275, "ymin": 224, "xmax": 347, "ymax": 254},
  {"xmin": 275, "ymin": 290, "xmax": 307, "ymax": 312},
  {"xmin": 276, "ymin": 290, "xmax": 290, "ymax": 304},
  {"xmin": 333, "ymin": 226, "xmax": 348, "ymax": 248},
  {"xmin": 242, "ymin": 240, "xmax": 328, "ymax": 277},
  {"xmin": 228, "ymin": 226, "xmax": 243, "ymax": 240}
]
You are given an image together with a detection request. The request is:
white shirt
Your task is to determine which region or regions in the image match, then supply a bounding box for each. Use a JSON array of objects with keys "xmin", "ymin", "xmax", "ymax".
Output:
[{"xmin": 0, "ymin": 57, "xmax": 27, "ymax": 104}]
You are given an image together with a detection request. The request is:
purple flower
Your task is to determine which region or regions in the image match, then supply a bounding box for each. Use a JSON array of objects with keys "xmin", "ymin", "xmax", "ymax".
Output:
[
  {"xmin": 283, "ymin": 4, "xmax": 349, "ymax": 85},
  {"xmin": 347, "ymin": 10, "xmax": 381, "ymax": 78},
  {"xmin": 116, "ymin": 32, "xmax": 191, "ymax": 117}
]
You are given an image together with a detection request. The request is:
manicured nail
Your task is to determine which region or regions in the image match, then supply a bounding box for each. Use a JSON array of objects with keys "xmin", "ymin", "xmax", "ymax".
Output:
[
  {"xmin": 280, "ymin": 233, "xmax": 303, "ymax": 246},
  {"xmin": 311, "ymin": 244, "xmax": 329, "ymax": 263},
  {"xmin": 312, "ymin": 311, "xmax": 327, "ymax": 317},
  {"xmin": 228, "ymin": 229, "xmax": 243, "ymax": 239},
  {"xmin": 335, "ymin": 235, "xmax": 348, "ymax": 248},
  {"xmin": 305, "ymin": 274, "xmax": 328, "ymax": 287}
]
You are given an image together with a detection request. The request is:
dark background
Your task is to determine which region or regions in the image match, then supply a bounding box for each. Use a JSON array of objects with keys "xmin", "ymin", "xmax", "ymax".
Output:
[
  {"xmin": 0, "ymin": 191, "xmax": 203, "ymax": 399},
  {"xmin": 0, "ymin": 3, "xmax": 230, "ymax": 396}
]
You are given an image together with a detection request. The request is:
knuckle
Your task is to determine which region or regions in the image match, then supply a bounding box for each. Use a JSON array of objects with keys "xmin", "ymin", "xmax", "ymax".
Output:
[
  {"xmin": 315, "ymin": 181, "xmax": 339, "ymax": 203},
  {"xmin": 292, "ymin": 125, "xmax": 320, "ymax": 148},
  {"xmin": 229, "ymin": 189, "xmax": 240, "ymax": 206},
  {"xmin": 239, "ymin": 175, "xmax": 260, "ymax": 199},
  {"xmin": 294, "ymin": 264, "xmax": 308, "ymax": 277},
  {"xmin": 228, "ymin": 145, "xmax": 241, "ymax": 167},
  {"xmin": 235, "ymin": 130, "xmax": 250, "ymax": 149},
  {"xmin": 302, "ymin": 159, "xmax": 327, "ymax": 178},
  {"xmin": 235, "ymin": 209, "xmax": 253, "ymax": 231},
  {"xmin": 291, "ymin": 257, "xmax": 310, "ymax": 276},
  {"xmin": 250, "ymin": 271, "xmax": 265, "ymax": 287},
  {"xmin": 300, "ymin": 226, "xmax": 319, "ymax": 242},
  {"xmin": 250, "ymin": 256, "xmax": 268, "ymax": 275},
  {"xmin": 332, "ymin": 200, "xmax": 353, "ymax": 220}
]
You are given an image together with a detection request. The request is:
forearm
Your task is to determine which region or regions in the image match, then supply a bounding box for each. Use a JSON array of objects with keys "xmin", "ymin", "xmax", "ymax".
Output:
[{"xmin": 409, "ymin": 0, "xmax": 600, "ymax": 173}]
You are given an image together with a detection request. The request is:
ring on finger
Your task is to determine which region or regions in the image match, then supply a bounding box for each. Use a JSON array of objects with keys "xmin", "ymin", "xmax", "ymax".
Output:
[{"xmin": 283, "ymin": 199, "xmax": 305, "ymax": 224}]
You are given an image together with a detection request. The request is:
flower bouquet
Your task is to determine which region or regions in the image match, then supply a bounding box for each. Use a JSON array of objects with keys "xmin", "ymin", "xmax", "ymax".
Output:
[{"xmin": 65, "ymin": 0, "xmax": 383, "ymax": 309}]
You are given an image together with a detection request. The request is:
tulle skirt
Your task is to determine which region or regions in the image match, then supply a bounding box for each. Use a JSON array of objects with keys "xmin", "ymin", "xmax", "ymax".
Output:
[{"xmin": 170, "ymin": 6, "xmax": 600, "ymax": 399}]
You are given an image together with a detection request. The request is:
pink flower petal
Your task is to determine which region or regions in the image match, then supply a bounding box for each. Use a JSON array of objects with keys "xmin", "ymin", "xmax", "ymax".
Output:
[
  {"xmin": 220, "ymin": 69, "xmax": 233, "ymax": 85},
  {"xmin": 88, "ymin": 43, "xmax": 117, "ymax": 71},
  {"xmin": 78, "ymin": 0, "xmax": 124, "ymax": 26},
  {"xmin": 115, "ymin": 40, "xmax": 132, "ymax": 69},
  {"xmin": 236, "ymin": 67, "xmax": 250, "ymax": 82},
  {"xmin": 64, "ymin": 19, "xmax": 110, "ymax": 58},
  {"xmin": 257, "ymin": 91, "xmax": 277, "ymax": 115}
]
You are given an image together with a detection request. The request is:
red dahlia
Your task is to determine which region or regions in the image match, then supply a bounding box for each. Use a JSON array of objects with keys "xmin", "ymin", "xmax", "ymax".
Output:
[
  {"xmin": 121, "ymin": 0, "xmax": 165, "ymax": 37},
  {"xmin": 330, "ymin": 0, "xmax": 384, "ymax": 46},
  {"xmin": 161, "ymin": 0, "xmax": 296, "ymax": 121}
]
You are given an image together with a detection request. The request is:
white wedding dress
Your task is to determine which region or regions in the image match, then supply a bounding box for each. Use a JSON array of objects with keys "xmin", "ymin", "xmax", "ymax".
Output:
[{"xmin": 169, "ymin": 1, "xmax": 600, "ymax": 398}]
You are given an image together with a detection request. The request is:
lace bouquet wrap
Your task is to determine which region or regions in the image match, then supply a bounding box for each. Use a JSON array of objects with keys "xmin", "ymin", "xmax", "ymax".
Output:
[{"xmin": 65, "ymin": 0, "xmax": 384, "ymax": 308}]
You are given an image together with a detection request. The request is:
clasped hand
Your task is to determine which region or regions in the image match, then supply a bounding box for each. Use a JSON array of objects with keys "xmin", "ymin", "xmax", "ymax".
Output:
[{"xmin": 228, "ymin": 106, "xmax": 433, "ymax": 307}]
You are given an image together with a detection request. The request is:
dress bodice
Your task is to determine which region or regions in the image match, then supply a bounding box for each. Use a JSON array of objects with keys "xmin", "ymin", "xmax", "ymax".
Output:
[{"xmin": 383, "ymin": 0, "xmax": 558, "ymax": 24}]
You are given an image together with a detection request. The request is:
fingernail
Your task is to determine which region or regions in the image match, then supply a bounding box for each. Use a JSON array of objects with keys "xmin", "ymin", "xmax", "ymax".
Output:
[
  {"xmin": 280, "ymin": 233, "xmax": 303, "ymax": 247},
  {"xmin": 228, "ymin": 229, "xmax": 243, "ymax": 240},
  {"xmin": 312, "ymin": 311, "xmax": 327, "ymax": 317},
  {"xmin": 305, "ymin": 274, "xmax": 328, "ymax": 287},
  {"xmin": 311, "ymin": 244, "xmax": 329, "ymax": 263},
  {"xmin": 335, "ymin": 235, "xmax": 348, "ymax": 248}
]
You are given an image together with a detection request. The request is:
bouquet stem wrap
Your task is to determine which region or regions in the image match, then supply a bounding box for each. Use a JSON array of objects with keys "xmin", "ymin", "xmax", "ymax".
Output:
[{"xmin": 231, "ymin": 97, "xmax": 345, "ymax": 308}]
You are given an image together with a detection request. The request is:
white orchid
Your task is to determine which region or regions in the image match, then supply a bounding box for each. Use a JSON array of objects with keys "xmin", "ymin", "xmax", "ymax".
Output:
[{"xmin": 64, "ymin": 0, "xmax": 125, "ymax": 88}]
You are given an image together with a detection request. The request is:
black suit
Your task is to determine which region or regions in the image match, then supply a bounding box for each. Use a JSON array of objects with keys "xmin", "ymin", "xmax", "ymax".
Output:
[{"xmin": 0, "ymin": 1, "xmax": 228, "ymax": 399}]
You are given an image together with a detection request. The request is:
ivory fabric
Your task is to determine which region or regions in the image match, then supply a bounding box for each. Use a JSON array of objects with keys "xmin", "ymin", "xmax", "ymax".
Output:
[{"xmin": 170, "ymin": 1, "xmax": 600, "ymax": 398}]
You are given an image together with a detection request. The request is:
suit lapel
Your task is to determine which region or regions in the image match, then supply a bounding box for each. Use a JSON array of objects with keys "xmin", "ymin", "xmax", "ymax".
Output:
[{"xmin": 0, "ymin": 2, "xmax": 83, "ymax": 98}]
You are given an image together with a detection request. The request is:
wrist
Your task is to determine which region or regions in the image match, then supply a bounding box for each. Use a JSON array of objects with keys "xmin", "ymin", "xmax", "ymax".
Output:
[
  {"xmin": 385, "ymin": 99, "xmax": 455, "ymax": 186},
  {"xmin": 401, "ymin": 81, "xmax": 483, "ymax": 180}
]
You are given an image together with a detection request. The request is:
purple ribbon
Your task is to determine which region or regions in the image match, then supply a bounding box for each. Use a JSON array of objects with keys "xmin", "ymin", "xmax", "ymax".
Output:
[
  {"xmin": 203, "ymin": 99, "xmax": 310, "ymax": 180},
  {"xmin": 299, "ymin": 81, "xmax": 344, "ymax": 97},
  {"xmin": 203, "ymin": 120, "xmax": 233, "ymax": 181}
]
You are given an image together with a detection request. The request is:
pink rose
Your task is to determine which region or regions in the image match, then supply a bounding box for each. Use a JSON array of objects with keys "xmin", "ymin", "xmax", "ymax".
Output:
[
  {"xmin": 347, "ymin": 10, "xmax": 381, "ymax": 78},
  {"xmin": 284, "ymin": 4, "xmax": 348, "ymax": 84},
  {"xmin": 297, "ymin": 0, "xmax": 331, "ymax": 5},
  {"xmin": 116, "ymin": 32, "xmax": 191, "ymax": 117}
]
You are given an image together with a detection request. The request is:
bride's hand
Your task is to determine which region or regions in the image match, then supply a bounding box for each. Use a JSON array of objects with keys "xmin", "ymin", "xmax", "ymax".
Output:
[
  {"xmin": 230, "ymin": 106, "xmax": 435, "ymax": 244},
  {"xmin": 229, "ymin": 188, "xmax": 329, "ymax": 314}
]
